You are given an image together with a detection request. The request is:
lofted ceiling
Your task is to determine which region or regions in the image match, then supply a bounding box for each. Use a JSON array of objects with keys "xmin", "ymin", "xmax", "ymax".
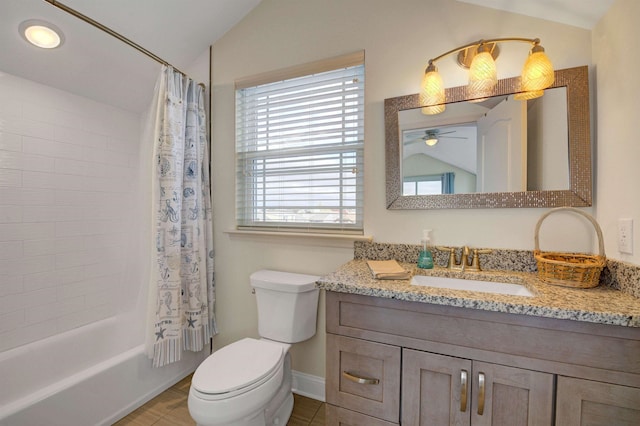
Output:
[
  {"xmin": 456, "ymin": 0, "xmax": 615, "ymax": 29},
  {"xmin": 0, "ymin": 0, "xmax": 262, "ymax": 113},
  {"xmin": 0, "ymin": 0, "xmax": 613, "ymax": 113}
]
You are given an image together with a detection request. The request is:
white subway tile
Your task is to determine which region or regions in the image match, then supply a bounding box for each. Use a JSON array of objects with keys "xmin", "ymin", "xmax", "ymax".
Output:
[
  {"xmin": 23, "ymin": 271, "xmax": 57, "ymax": 292},
  {"xmin": 55, "ymin": 221, "xmax": 89, "ymax": 237},
  {"xmin": 22, "ymin": 237, "xmax": 84, "ymax": 257},
  {"xmin": 0, "ymin": 240, "xmax": 23, "ymax": 259},
  {"xmin": 54, "ymin": 158, "xmax": 88, "ymax": 176},
  {"xmin": 53, "ymin": 266, "xmax": 85, "ymax": 285},
  {"xmin": 0, "ymin": 223, "xmax": 55, "ymax": 241},
  {"xmin": 0, "ymin": 132, "xmax": 22, "ymax": 151},
  {"xmin": 0, "ymin": 321, "xmax": 58, "ymax": 352},
  {"xmin": 0, "ymin": 310, "xmax": 25, "ymax": 333},
  {"xmin": 85, "ymin": 261, "xmax": 124, "ymax": 279},
  {"xmin": 0, "ymin": 204, "xmax": 22, "ymax": 223},
  {"xmin": 22, "ymin": 136, "xmax": 83, "ymax": 160},
  {"xmin": 0, "ymin": 150, "xmax": 55, "ymax": 172},
  {"xmin": 0, "ymin": 188, "xmax": 55, "ymax": 205},
  {"xmin": 0, "ymin": 255, "xmax": 55, "ymax": 276},
  {"xmin": 55, "ymin": 250, "xmax": 97, "ymax": 270},
  {"xmin": 4, "ymin": 117, "xmax": 55, "ymax": 139},
  {"xmin": 0, "ymin": 169, "xmax": 21, "ymax": 187},
  {"xmin": 107, "ymin": 136, "xmax": 139, "ymax": 154},
  {"xmin": 85, "ymin": 289, "xmax": 117, "ymax": 309},
  {"xmin": 23, "ymin": 205, "xmax": 85, "ymax": 223},
  {"xmin": 55, "ymin": 304, "xmax": 114, "ymax": 334},
  {"xmin": 0, "ymin": 274, "xmax": 23, "ymax": 297},
  {"xmin": 22, "ymin": 153, "xmax": 55, "ymax": 173},
  {"xmin": 54, "ymin": 126, "xmax": 108, "ymax": 149},
  {"xmin": 0, "ymin": 287, "xmax": 57, "ymax": 313},
  {"xmin": 21, "ymin": 171, "xmax": 56, "ymax": 189},
  {"xmin": 82, "ymin": 146, "xmax": 131, "ymax": 167},
  {"xmin": 25, "ymin": 296, "xmax": 85, "ymax": 324},
  {"xmin": 57, "ymin": 275, "xmax": 110, "ymax": 300}
]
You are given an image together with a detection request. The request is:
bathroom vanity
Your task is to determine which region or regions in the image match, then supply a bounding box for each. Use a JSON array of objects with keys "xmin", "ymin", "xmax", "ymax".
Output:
[{"xmin": 318, "ymin": 259, "xmax": 640, "ymax": 425}]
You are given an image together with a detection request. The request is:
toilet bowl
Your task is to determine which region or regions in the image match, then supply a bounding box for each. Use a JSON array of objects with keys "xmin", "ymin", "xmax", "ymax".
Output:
[
  {"xmin": 188, "ymin": 270, "xmax": 320, "ymax": 426},
  {"xmin": 188, "ymin": 338, "xmax": 291, "ymax": 426}
]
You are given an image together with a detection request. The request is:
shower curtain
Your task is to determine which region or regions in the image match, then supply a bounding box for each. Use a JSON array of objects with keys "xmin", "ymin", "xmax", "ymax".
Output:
[{"xmin": 146, "ymin": 66, "xmax": 217, "ymax": 368}]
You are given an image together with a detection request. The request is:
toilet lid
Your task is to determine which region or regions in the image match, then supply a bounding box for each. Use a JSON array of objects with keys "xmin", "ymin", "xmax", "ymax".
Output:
[{"xmin": 192, "ymin": 338, "xmax": 284, "ymax": 395}]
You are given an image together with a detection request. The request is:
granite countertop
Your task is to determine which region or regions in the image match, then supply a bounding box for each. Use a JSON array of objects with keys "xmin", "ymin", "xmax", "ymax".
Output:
[{"xmin": 317, "ymin": 259, "xmax": 640, "ymax": 328}]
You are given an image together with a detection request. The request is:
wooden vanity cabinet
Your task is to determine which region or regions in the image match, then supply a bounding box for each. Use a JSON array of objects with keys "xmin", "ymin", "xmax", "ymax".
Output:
[
  {"xmin": 325, "ymin": 291, "xmax": 640, "ymax": 426},
  {"xmin": 556, "ymin": 376, "xmax": 640, "ymax": 424},
  {"xmin": 402, "ymin": 349, "xmax": 553, "ymax": 425}
]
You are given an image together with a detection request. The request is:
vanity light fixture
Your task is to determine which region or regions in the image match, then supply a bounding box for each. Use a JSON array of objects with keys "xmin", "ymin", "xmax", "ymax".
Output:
[
  {"xmin": 420, "ymin": 37, "xmax": 554, "ymax": 114},
  {"xmin": 19, "ymin": 19, "xmax": 65, "ymax": 49}
]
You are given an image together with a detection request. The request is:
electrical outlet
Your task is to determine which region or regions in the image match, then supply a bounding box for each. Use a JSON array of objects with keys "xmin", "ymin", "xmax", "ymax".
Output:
[{"xmin": 618, "ymin": 218, "xmax": 633, "ymax": 254}]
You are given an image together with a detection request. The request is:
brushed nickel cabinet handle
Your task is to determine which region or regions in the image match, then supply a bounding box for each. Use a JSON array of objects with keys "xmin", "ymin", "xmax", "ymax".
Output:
[
  {"xmin": 460, "ymin": 369, "xmax": 468, "ymax": 412},
  {"xmin": 477, "ymin": 372, "xmax": 486, "ymax": 415},
  {"xmin": 342, "ymin": 371, "xmax": 380, "ymax": 385}
]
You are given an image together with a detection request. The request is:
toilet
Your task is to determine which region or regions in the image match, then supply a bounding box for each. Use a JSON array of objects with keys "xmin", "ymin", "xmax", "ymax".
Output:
[{"xmin": 188, "ymin": 270, "xmax": 320, "ymax": 426}]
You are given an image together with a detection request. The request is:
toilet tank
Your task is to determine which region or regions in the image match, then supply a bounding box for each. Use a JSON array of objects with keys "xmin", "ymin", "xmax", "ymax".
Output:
[{"xmin": 250, "ymin": 270, "xmax": 320, "ymax": 343}]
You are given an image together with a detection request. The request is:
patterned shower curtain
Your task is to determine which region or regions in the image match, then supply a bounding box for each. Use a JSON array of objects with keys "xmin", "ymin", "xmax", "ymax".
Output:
[{"xmin": 149, "ymin": 66, "xmax": 217, "ymax": 368}]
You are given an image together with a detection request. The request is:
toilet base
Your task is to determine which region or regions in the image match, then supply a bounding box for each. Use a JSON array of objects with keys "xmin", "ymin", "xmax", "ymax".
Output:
[{"xmin": 193, "ymin": 353, "xmax": 294, "ymax": 426}]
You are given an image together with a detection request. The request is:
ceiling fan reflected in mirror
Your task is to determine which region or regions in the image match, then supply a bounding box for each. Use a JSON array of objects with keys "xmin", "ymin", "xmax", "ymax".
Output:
[{"xmin": 406, "ymin": 129, "xmax": 468, "ymax": 147}]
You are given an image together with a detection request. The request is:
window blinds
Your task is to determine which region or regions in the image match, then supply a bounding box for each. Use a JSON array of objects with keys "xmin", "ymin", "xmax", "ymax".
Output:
[{"xmin": 236, "ymin": 59, "xmax": 364, "ymax": 233}]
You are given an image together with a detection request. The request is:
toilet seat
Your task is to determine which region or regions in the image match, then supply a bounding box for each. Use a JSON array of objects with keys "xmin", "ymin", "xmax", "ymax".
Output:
[{"xmin": 191, "ymin": 338, "xmax": 285, "ymax": 401}]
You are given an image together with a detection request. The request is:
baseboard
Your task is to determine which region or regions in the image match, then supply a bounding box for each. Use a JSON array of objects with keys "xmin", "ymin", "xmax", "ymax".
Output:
[{"xmin": 291, "ymin": 370, "xmax": 325, "ymax": 402}]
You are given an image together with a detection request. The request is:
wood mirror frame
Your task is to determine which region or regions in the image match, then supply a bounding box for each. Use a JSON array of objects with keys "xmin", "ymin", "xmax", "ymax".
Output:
[{"xmin": 385, "ymin": 66, "xmax": 591, "ymax": 209}]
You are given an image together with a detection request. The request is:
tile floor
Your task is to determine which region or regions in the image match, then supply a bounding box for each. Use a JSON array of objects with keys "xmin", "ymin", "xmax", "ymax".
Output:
[{"xmin": 113, "ymin": 374, "xmax": 325, "ymax": 425}]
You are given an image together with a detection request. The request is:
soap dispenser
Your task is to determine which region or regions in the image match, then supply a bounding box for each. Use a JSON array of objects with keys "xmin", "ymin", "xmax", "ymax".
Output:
[{"xmin": 417, "ymin": 229, "xmax": 434, "ymax": 269}]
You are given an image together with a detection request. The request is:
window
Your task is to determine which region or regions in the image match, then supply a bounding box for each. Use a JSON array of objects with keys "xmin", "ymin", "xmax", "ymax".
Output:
[
  {"xmin": 235, "ymin": 53, "xmax": 364, "ymax": 234},
  {"xmin": 403, "ymin": 172, "xmax": 455, "ymax": 195}
]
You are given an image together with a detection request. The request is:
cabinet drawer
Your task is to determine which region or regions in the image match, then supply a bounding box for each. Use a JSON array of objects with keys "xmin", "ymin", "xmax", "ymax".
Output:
[
  {"xmin": 326, "ymin": 404, "xmax": 399, "ymax": 426},
  {"xmin": 326, "ymin": 334, "xmax": 400, "ymax": 423}
]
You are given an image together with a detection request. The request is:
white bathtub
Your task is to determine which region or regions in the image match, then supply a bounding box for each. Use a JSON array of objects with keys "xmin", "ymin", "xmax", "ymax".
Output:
[{"xmin": 0, "ymin": 315, "xmax": 207, "ymax": 426}]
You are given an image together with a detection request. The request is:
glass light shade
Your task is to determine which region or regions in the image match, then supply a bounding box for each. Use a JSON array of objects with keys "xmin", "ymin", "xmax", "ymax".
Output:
[
  {"xmin": 467, "ymin": 49, "xmax": 497, "ymax": 100},
  {"xmin": 19, "ymin": 20, "xmax": 64, "ymax": 49},
  {"xmin": 520, "ymin": 48, "xmax": 554, "ymax": 92},
  {"xmin": 425, "ymin": 138, "xmax": 438, "ymax": 146},
  {"xmin": 513, "ymin": 89, "xmax": 544, "ymax": 101},
  {"xmin": 420, "ymin": 65, "xmax": 445, "ymax": 115}
]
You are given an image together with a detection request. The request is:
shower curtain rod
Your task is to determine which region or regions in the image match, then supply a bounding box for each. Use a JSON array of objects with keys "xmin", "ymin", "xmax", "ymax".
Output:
[{"xmin": 43, "ymin": 0, "xmax": 205, "ymax": 89}]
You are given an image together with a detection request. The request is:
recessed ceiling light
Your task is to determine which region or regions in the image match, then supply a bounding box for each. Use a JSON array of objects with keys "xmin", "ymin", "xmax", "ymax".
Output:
[{"xmin": 19, "ymin": 20, "xmax": 65, "ymax": 49}]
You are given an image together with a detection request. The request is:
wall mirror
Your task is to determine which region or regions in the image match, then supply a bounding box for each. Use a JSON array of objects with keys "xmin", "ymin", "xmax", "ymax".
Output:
[{"xmin": 385, "ymin": 66, "xmax": 591, "ymax": 209}]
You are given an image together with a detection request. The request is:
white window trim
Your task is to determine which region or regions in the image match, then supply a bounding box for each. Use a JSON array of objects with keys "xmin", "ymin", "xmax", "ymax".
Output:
[{"xmin": 234, "ymin": 51, "xmax": 366, "ymax": 235}]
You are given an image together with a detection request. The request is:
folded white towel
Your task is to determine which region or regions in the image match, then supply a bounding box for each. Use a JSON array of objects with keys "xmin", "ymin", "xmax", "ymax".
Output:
[{"xmin": 366, "ymin": 260, "xmax": 411, "ymax": 280}]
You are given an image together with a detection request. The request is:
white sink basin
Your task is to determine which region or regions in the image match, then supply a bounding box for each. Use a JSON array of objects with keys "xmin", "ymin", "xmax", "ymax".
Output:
[{"xmin": 411, "ymin": 275, "xmax": 535, "ymax": 297}]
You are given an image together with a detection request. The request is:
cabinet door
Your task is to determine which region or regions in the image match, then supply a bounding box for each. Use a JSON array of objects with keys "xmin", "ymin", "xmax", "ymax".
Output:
[
  {"xmin": 402, "ymin": 349, "xmax": 472, "ymax": 426},
  {"xmin": 556, "ymin": 376, "xmax": 640, "ymax": 425},
  {"xmin": 326, "ymin": 334, "xmax": 401, "ymax": 423},
  {"xmin": 471, "ymin": 361, "xmax": 554, "ymax": 426}
]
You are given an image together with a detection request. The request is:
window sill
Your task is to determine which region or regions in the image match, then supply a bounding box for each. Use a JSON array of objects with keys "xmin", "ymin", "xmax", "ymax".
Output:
[{"xmin": 225, "ymin": 229, "xmax": 372, "ymax": 242}]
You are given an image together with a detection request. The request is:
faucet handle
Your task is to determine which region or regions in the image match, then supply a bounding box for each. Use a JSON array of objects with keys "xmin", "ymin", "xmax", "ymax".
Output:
[
  {"xmin": 436, "ymin": 246, "xmax": 455, "ymax": 251},
  {"xmin": 469, "ymin": 249, "xmax": 492, "ymax": 271},
  {"xmin": 436, "ymin": 246, "xmax": 457, "ymax": 269}
]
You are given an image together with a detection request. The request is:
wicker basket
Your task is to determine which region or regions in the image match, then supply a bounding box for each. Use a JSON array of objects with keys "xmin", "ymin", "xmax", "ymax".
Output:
[{"xmin": 534, "ymin": 207, "xmax": 606, "ymax": 288}]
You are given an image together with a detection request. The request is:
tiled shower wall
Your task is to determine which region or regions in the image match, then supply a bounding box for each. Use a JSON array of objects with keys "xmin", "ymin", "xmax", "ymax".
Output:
[{"xmin": 0, "ymin": 71, "xmax": 142, "ymax": 352}]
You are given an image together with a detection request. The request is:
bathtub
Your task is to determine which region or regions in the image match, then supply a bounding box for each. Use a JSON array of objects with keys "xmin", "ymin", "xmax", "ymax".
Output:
[{"xmin": 0, "ymin": 315, "xmax": 207, "ymax": 426}]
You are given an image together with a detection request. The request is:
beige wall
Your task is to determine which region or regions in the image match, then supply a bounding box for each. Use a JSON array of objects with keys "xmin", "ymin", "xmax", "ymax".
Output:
[
  {"xmin": 209, "ymin": 0, "xmax": 633, "ymax": 379},
  {"xmin": 593, "ymin": 0, "xmax": 640, "ymax": 266}
]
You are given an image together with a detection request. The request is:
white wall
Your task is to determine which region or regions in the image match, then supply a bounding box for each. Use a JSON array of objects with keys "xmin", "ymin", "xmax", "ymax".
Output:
[
  {"xmin": 0, "ymin": 71, "xmax": 142, "ymax": 352},
  {"xmin": 210, "ymin": 0, "xmax": 601, "ymax": 378},
  {"xmin": 593, "ymin": 0, "xmax": 640, "ymax": 265}
]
